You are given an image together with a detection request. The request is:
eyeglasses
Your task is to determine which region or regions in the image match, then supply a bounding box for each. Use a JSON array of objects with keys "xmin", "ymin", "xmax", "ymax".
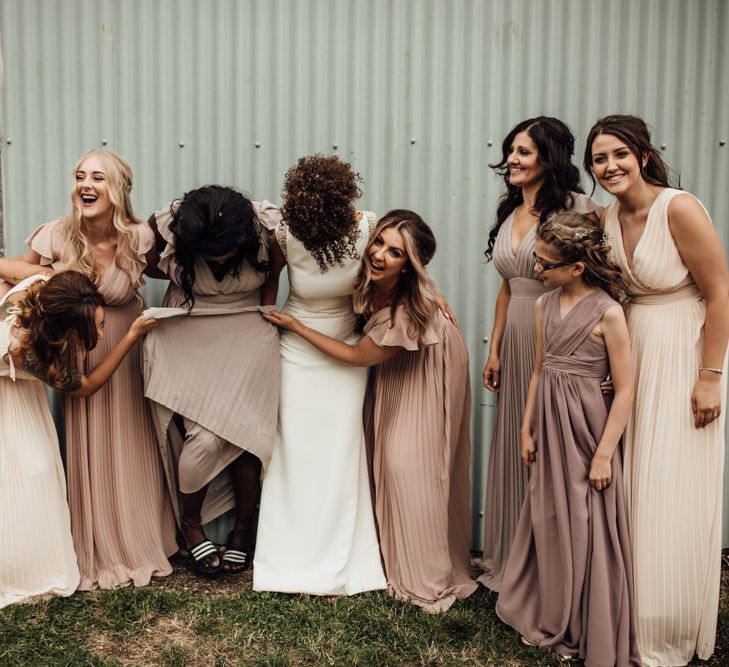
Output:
[{"xmin": 532, "ymin": 252, "xmax": 572, "ymax": 271}]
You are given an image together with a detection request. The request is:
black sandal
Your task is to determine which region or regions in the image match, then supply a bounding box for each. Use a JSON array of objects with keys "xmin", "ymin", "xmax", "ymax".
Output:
[
  {"xmin": 187, "ymin": 538, "xmax": 222, "ymax": 576},
  {"xmin": 221, "ymin": 530, "xmax": 251, "ymax": 574}
]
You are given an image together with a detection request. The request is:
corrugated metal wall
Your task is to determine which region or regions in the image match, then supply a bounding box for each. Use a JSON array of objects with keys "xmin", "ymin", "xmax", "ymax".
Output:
[{"xmin": 1, "ymin": 0, "xmax": 728, "ymax": 547}]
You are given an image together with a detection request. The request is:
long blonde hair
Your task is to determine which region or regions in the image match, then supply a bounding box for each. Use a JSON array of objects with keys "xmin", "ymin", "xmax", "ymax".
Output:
[
  {"xmin": 353, "ymin": 210, "xmax": 440, "ymax": 341},
  {"xmin": 60, "ymin": 149, "xmax": 145, "ymax": 287}
]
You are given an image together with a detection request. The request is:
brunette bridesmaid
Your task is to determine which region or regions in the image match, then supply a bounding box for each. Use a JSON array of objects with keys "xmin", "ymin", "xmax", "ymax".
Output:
[
  {"xmin": 480, "ymin": 117, "xmax": 602, "ymax": 590},
  {"xmin": 585, "ymin": 115, "xmax": 729, "ymax": 666}
]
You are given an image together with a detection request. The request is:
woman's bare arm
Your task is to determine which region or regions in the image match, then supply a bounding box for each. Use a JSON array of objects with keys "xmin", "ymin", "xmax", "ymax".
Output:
[{"xmin": 264, "ymin": 309, "xmax": 400, "ymax": 367}]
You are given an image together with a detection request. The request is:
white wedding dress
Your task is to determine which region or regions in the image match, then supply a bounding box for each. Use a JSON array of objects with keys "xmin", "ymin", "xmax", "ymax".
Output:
[
  {"xmin": 0, "ymin": 275, "xmax": 80, "ymax": 608},
  {"xmin": 253, "ymin": 212, "xmax": 386, "ymax": 595}
]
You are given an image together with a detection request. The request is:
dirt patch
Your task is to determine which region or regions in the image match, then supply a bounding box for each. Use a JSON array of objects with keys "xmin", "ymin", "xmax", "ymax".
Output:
[{"xmin": 147, "ymin": 552, "xmax": 253, "ymax": 597}]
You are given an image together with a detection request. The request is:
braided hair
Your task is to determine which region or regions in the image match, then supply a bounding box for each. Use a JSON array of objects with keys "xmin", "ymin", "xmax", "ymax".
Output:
[{"xmin": 536, "ymin": 211, "xmax": 630, "ymax": 304}]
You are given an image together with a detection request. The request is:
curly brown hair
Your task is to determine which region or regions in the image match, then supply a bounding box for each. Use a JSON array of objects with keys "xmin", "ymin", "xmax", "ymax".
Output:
[
  {"xmin": 10, "ymin": 271, "xmax": 105, "ymax": 390},
  {"xmin": 537, "ymin": 211, "xmax": 631, "ymax": 304},
  {"xmin": 281, "ymin": 154, "xmax": 363, "ymax": 272}
]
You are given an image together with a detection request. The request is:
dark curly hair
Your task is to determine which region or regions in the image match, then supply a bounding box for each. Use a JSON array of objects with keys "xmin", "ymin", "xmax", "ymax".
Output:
[
  {"xmin": 485, "ymin": 116, "xmax": 584, "ymax": 260},
  {"xmin": 13, "ymin": 270, "xmax": 104, "ymax": 390},
  {"xmin": 281, "ymin": 154, "xmax": 363, "ymax": 272},
  {"xmin": 584, "ymin": 114, "xmax": 675, "ymax": 193},
  {"xmin": 170, "ymin": 185, "xmax": 268, "ymax": 308}
]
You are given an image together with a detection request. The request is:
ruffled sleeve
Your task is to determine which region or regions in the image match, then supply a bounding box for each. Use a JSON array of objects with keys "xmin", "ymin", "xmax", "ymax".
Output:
[
  {"xmin": 253, "ymin": 200, "xmax": 282, "ymax": 231},
  {"xmin": 25, "ymin": 219, "xmax": 65, "ymax": 266},
  {"xmin": 134, "ymin": 221, "xmax": 155, "ymax": 264},
  {"xmin": 153, "ymin": 201, "xmax": 179, "ymax": 276},
  {"xmin": 570, "ymin": 192, "xmax": 604, "ymax": 218},
  {"xmin": 364, "ymin": 306, "xmax": 439, "ymax": 351}
]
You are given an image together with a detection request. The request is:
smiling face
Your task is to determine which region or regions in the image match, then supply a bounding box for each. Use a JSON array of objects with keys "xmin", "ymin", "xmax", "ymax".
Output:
[
  {"xmin": 506, "ymin": 130, "xmax": 546, "ymax": 189},
  {"xmin": 533, "ymin": 239, "xmax": 581, "ymax": 288},
  {"xmin": 367, "ymin": 226, "xmax": 408, "ymax": 289},
  {"xmin": 73, "ymin": 155, "xmax": 114, "ymax": 223},
  {"xmin": 590, "ymin": 133, "xmax": 647, "ymax": 196}
]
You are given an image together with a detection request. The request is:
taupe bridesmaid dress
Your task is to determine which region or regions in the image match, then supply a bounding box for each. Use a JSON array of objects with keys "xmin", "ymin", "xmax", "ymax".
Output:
[
  {"xmin": 480, "ymin": 192, "xmax": 601, "ymax": 591},
  {"xmin": 496, "ymin": 288, "xmax": 639, "ymax": 667}
]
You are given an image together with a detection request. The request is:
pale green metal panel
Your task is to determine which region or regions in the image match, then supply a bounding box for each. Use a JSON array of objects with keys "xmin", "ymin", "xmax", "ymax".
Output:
[{"xmin": 1, "ymin": 0, "xmax": 728, "ymax": 548}]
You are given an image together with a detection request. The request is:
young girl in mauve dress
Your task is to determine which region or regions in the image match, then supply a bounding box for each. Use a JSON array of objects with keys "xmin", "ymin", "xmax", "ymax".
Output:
[
  {"xmin": 496, "ymin": 211, "xmax": 640, "ymax": 666},
  {"xmin": 265, "ymin": 209, "xmax": 476, "ymax": 612}
]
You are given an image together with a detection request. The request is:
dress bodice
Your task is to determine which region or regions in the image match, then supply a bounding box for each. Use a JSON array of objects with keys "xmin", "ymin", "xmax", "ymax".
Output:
[
  {"xmin": 154, "ymin": 200, "xmax": 281, "ymax": 306},
  {"xmin": 492, "ymin": 193, "xmax": 602, "ymax": 297},
  {"xmin": 540, "ymin": 288, "xmax": 616, "ymax": 379},
  {"xmin": 279, "ymin": 211, "xmax": 376, "ymax": 310},
  {"xmin": 26, "ymin": 219, "xmax": 154, "ymax": 307},
  {"xmin": 603, "ymin": 188, "xmax": 700, "ymax": 300}
]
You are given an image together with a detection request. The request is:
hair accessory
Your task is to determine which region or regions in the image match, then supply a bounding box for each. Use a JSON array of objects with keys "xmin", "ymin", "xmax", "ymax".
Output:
[
  {"xmin": 572, "ymin": 230, "xmax": 589, "ymax": 241},
  {"xmin": 600, "ymin": 231, "xmax": 610, "ymax": 249}
]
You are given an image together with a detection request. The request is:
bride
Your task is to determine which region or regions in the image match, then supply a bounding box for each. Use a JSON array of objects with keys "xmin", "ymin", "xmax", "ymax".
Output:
[{"xmin": 253, "ymin": 155, "xmax": 386, "ymax": 595}]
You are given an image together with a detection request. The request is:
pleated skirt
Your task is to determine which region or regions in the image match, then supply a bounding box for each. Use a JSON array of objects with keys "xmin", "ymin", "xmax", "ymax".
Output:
[
  {"xmin": 1, "ymin": 377, "xmax": 79, "ymax": 607},
  {"xmin": 479, "ymin": 289, "xmax": 539, "ymax": 590},
  {"xmin": 65, "ymin": 301, "xmax": 177, "ymax": 591},
  {"xmin": 623, "ymin": 296, "xmax": 726, "ymax": 666}
]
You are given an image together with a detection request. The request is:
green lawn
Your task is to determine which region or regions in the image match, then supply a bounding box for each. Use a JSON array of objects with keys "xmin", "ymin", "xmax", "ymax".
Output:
[{"xmin": 1, "ymin": 556, "xmax": 727, "ymax": 666}]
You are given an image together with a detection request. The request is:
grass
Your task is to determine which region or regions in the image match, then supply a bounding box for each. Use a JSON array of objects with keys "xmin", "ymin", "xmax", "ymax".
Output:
[{"xmin": 1, "ymin": 556, "xmax": 727, "ymax": 666}]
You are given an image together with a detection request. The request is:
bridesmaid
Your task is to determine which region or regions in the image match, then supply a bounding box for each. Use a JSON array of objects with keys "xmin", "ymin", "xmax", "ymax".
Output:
[
  {"xmin": 496, "ymin": 211, "xmax": 639, "ymax": 665},
  {"xmin": 1, "ymin": 271, "xmax": 157, "ymax": 607},
  {"xmin": 16, "ymin": 149, "xmax": 177, "ymax": 589},
  {"xmin": 143, "ymin": 185, "xmax": 281, "ymax": 575},
  {"xmin": 585, "ymin": 115, "xmax": 729, "ymax": 666},
  {"xmin": 265, "ymin": 210, "xmax": 477, "ymax": 612},
  {"xmin": 480, "ymin": 116, "xmax": 602, "ymax": 590}
]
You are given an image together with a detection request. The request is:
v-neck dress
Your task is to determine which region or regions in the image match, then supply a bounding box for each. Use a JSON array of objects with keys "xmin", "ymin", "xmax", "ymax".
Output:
[
  {"xmin": 479, "ymin": 192, "xmax": 602, "ymax": 591},
  {"xmin": 496, "ymin": 288, "xmax": 640, "ymax": 666},
  {"xmin": 26, "ymin": 219, "xmax": 177, "ymax": 591},
  {"xmin": 604, "ymin": 189, "xmax": 727, "ymax": 666}
]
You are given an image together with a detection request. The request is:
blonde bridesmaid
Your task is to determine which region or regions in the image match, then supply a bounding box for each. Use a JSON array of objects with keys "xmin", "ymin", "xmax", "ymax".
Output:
[
  {"xmin": 265, "ymin": 210, "xmax": 477, "ymax": 612},
  {"xmin": 6, "ymin": 150, "xmax": 177, "ymax": 590},
  {"xmin": 585, "ymin": 115, "xmax": 729, "ymax": 666}
]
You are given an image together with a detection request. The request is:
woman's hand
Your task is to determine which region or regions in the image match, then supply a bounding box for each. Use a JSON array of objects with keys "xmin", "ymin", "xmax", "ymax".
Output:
[
  {"xmin": 692, "ymin": 374, "xmax": 723, "ymax": 428},
  {"xmin": 600, "ymin": 374, "xmax": 614, "ymax": 395},
  {"xmin": 520, "ymin": 431, "xmax": 536, "ymax": 467},
  {"xmin": 128, "ymin": 316, "xmax": 158, "ymax": 341},
  {"xmin": 436, "ymin": 294, "xmax": 458, "ymax": 326},
  {"xmin": 483, "ymin": 354, "xmax": 501, "ymax": 392},
  {"xmin": 264, "ymin": 309, "xmax": 301, "ymax": 332},
  {"xmin": 589, "ymin": 453, "xmax": 612, "ymax": 490}
]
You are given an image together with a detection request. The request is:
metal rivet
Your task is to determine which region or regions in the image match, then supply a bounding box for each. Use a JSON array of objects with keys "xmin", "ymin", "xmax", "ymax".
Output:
[
  {"xmin": 179, "ymin": 140, "xmax": 185, "ymax": 148},
  {"xmin": 660, "ymin": 143, "xmax": 667, "ymax": 150},
  {"xmin": 478, "ymin": 511, "xmax": 485, "ymax": 517},
  {"xmin": 5, "ymin": 138, "xmax": 11, "ymax": 145},
  {"xmin": 483, "ymin": 337, "xmax": 489, "ymax": 343},
  {"xmin": 720, "ymin": 140, "xmax": 726, "ymax": 147},
  {"xmin": 487, "ymin": 140, "xmax": 493, "ymax": 147},
  {"xmin": 410, "ymin": 137, "xmax": 417, "ymax": 144},
  {"xmin": 101, "ymin": 138, "xmax": 108, "ymax": 146},
  {"xmin": 254, "ymin": 141, "xmax": 261, "ymax": 148},
  {"xmin": 332, "ymin": 143, "xmax": 338, "ymax": 150}
]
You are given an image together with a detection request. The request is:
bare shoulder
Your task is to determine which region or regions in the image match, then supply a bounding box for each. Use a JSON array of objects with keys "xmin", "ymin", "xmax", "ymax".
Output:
[{"xmin": 667, "ymin": 192, "xmax": 711, "ymax": 228}]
